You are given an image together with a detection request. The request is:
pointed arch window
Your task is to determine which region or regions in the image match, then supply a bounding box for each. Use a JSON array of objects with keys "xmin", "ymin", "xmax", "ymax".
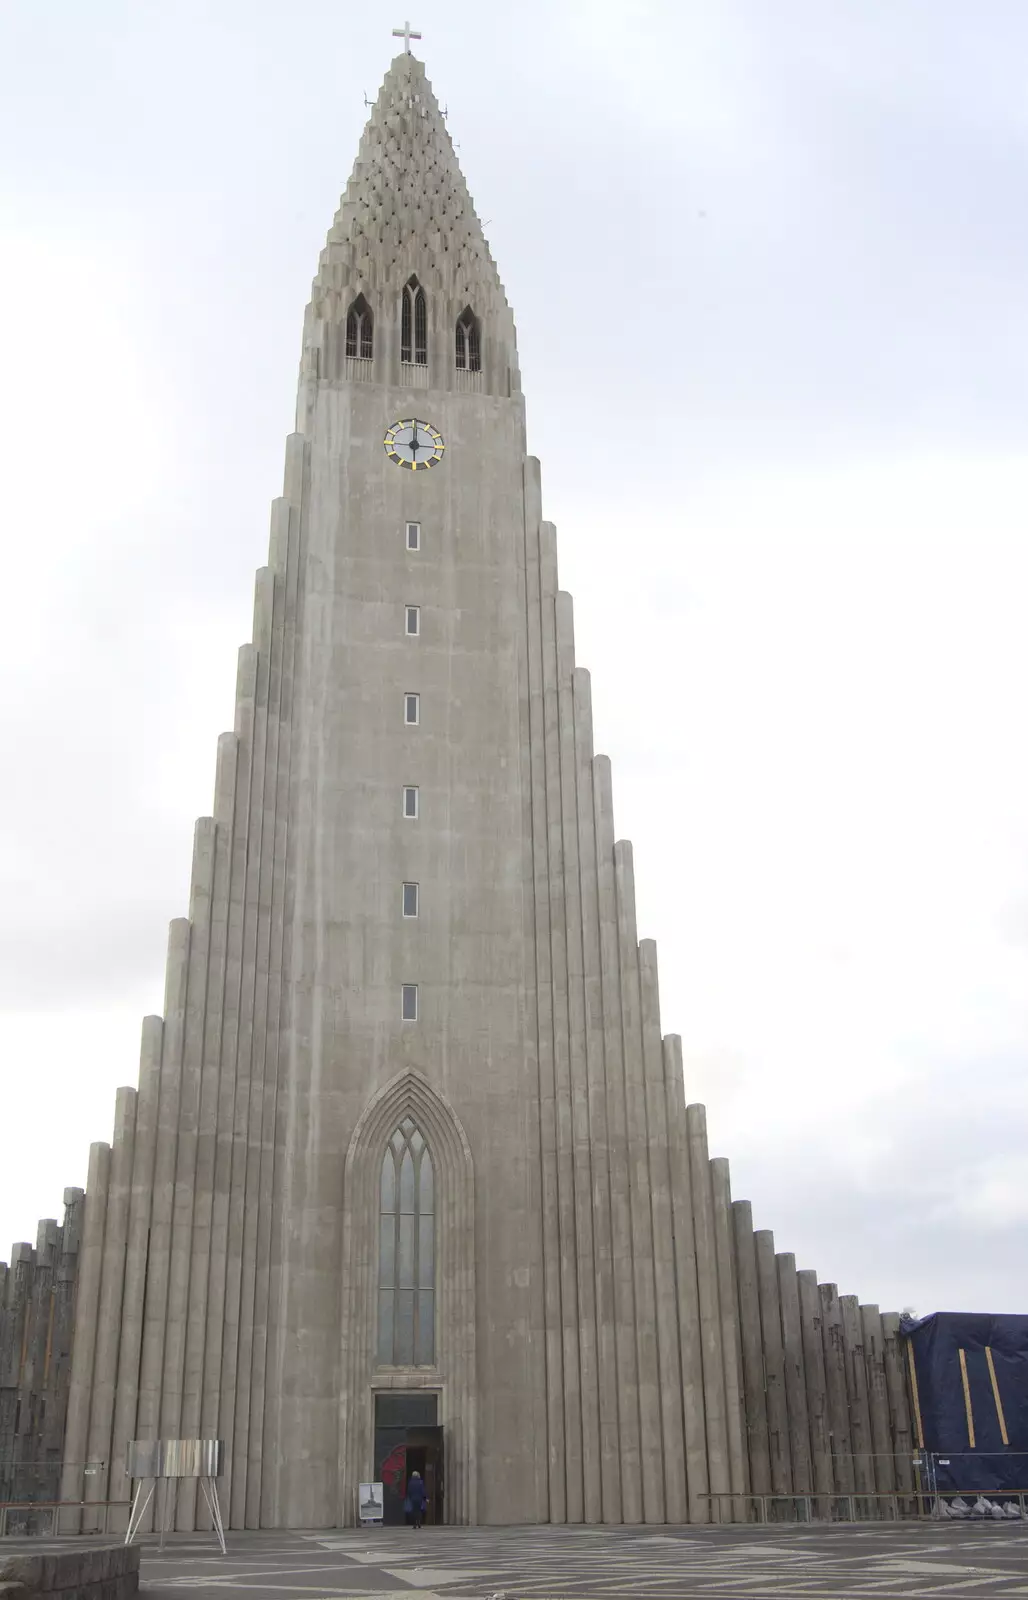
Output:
[
  {"xmin": 401, "ymin": 276, "xmax": 427, "ymax": 365},
  {"xmin": 377, "ymin": 1117, "xmax": 435, "ymax": 1365},
  {"xmin": 455, "ymin": 307, "xmax": 481, "ymax": 373},
  {"xmin": 345, "ymin": 294, "xmax": 373, "ymax": 361}
]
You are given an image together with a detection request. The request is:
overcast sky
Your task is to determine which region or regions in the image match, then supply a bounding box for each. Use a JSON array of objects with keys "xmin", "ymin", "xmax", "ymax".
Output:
[{"xmin": 1, "ymin": 0, "xmax": 1026, "ymax": 1316}]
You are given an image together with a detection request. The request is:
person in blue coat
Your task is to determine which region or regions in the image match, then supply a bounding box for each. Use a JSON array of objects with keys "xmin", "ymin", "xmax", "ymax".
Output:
[{"xmin": 406, "ymin": 1469, "xmax": 427, "ymax": 1529}]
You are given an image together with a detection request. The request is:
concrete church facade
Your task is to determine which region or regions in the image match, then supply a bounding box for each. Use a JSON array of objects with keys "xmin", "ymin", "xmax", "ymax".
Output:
[{"xmin": 1, "ymin": 50, "xmax": 919, "ymax": 1530}]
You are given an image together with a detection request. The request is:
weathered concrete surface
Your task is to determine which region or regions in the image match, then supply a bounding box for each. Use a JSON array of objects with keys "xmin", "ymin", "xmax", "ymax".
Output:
[
  {"xmin": 0, "ymin": 1193, "xmax": 83, "ymax": 1507},
  {"xmin": 0, "ymin": 1542, "xmax": 138, "ymax": 1597}
]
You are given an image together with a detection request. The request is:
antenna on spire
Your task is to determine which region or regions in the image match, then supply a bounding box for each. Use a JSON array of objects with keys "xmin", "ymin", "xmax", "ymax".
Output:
[{"xmin": 391, "ymin": 20, "xmax": 422, "ymax": 54}]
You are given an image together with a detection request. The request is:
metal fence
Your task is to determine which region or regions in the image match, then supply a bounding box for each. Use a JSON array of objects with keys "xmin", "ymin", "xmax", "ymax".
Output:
[
  {"xmin": 702, "ymin": 1489, "xmax": 1028, "ymax": 1525},
  {"xmin": 0, "ymin": 1500, "xmax": 130, "ymax": 1538}
]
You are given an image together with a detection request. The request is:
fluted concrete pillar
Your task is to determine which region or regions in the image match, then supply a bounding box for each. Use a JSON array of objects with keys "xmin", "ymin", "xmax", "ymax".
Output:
[
  {"xmin": 777, "ymin": 1255, "xmax": 812, "ymax": 1493},
  {"xmin": 819, "ymin": 1284, "xmax": 853, "ymax": 1493},
  {"xmin": 732, "ymin": 1201, "xmax": 771, "ymax": 1498},
  {"xmin": 60, "ymin": 1142, "xmax": 111, "ymax": 1521},
  {"xmin": 797, "ymin": 1269, "xmax": 833, "ymax": 1501}
]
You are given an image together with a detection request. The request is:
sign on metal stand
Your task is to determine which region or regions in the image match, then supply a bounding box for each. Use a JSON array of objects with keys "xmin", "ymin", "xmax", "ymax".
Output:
[
  {"xmin": 125, "ymin": 1440, "xmax": 226, "ymax": 1555},
  {"xmin": 358, "ymin": 1482, "xmax": 385, "ymax": 1525}
]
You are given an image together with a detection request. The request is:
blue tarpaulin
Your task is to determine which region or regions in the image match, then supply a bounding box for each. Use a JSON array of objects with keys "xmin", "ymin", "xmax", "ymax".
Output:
[{"xmin": 902, "ymin": 1312, "xmax": 1028, "ymax": 1494}]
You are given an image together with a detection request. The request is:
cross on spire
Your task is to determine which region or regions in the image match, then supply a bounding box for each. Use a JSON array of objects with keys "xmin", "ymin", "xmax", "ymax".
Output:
[{"xmin": 392, "ymin": 20, "xmax": 421, "ymax": 54}]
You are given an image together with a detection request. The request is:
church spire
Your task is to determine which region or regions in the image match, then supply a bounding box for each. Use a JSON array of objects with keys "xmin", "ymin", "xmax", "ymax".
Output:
[{"xmin": 302, "ymin": 52, "xmax": 518, "ymax": 396}]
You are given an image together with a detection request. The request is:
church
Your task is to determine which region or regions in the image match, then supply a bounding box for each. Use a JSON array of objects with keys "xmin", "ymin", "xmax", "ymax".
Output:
[{"xmin": 0, "ymin": 45, "xmax": 918, "ymax": 1530}]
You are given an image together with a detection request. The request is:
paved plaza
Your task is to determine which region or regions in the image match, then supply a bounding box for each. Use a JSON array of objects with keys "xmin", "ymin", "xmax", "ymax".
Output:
[{"xmin": 121, "ymin": 1522, "xmax": 1028, "ymax": 1600}]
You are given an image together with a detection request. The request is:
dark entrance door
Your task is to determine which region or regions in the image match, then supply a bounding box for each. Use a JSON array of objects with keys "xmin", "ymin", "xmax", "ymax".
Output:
[{"xmin": 373, "ymin": 1393, "xmax": 443, "ymax": 1525}]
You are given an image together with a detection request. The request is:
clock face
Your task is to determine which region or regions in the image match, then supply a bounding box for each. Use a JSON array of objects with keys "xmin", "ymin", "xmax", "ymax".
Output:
[{"xmin": 384, "ymin": 418, "xmax": 446, "ymax": 471}]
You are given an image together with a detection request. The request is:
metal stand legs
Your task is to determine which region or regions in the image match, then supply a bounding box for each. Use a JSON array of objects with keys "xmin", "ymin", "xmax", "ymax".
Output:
[
  {"xmin": 124, "ymin": 1475, "xmax": 226, "ymax": 1555},
  {"xmin": 125, "ymin": 1479, "xmax": 155, "ymax": 1546},
  {"xmin": 199, "ymin": 1477, "xmax": 227, "ymax": 1555}
]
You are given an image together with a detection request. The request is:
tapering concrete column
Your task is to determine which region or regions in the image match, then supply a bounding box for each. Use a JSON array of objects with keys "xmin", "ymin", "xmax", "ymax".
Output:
[
  {"xmin": 797, "ymin": 1269, "xmax": 834, "ymax": 1501},
  {"xmin": 136, "ymin": 917, "xmax": 192, "ymax": 1448},
  {"xmin": 232, "ymin": 563, "xmax": 286, "ymax": 1528},
  {"xmin": 573, "ymin": 669, "xmax": 621, "ymax": 1523},
  {"xmin": 520, "ymin": 478, "xmax": 567, "ymax": 1524},
  {"xmin": 614, "ymin": 842, "xmax": 663, "ymax": 1523},
  {"xmin": 110, "ymin": 1016, "xmax": 163, "ymax": 1506},
  {"xmin": 538, "ymin": 532, "xmax": 583, "ymax": 1524},
  {"xmin": 246, "ymin": 533, "xmax": 296, "ymax": 1527},
  {"xmin": 178, "ymin": 736, "xmax": 237, "ymax": 1528},
  {"xmin": 51, "ymin": 1190, "xmax": 85, "ymax": 1479},
  {"xmin": 641, "ymin": 945, "xmax": 687, "ymax": 1523},
  {"xmin": 251, "ymin": 486, "xmax": 305, "ymax": 1527},
  {"xmin": 881, "ymin": 1313, "xmax": 915, "ymax": 1497},
  {"xmin": 754, "ymin": 1231, "xmax": 791, "ymax": 1496},
  {"xmin": 686, "ymin": 1105, "xmax": 730, "ymax": 1510},
  {"xmin": 225, "ymin": 606, "xmax": 273, "ymax": 1528},
  {"xmin": 593, "ymin": 757, "xmax": 642, "ymax": 1523},
  {"xmin": 160, "ymin": 817, "xmax": 217, "ymax": 1502},
  {"xmin": 840, "ymin": 1295, "xmax": 876, "ymax": 1501},
  {"xmin": 203, "ymin": 730, "xmax": 251, "ymax": 1491},
  {"xmin": 217, "ymin": 642, "xmax": 261, "ymax": 1523},
  {"xmin": 710, "ymin": 1159, "xmax": 748, "ymax": 1508},
  {"xmin": 819, "ymin": 1284, "xmax": 853, "ymax": 1493},
  {"xmin": 732, "ymin": 1201, "xmax": 771, "ymax": 1498},
  {"xmin": 60, "ymin": 1142, "xmax": 112, "ymax": 1522},
  {"xmin": 86, "ymin": 1088, "xmax": 137, "ymax": 1522},
  {"xmin": 556, "ymin": 591, "xmax": 601, "ymax": 1525},
  {"xmin": 664, "ymin": 1036, "xmax": 708, "ymax": 1523},
  {"xmin": 777, "ymin": 1255, "xmax": 812, "ymax": 1493},
  {"xmin": 861, "ymin": 1305, "xmax": 896, "ymax": 1498}
]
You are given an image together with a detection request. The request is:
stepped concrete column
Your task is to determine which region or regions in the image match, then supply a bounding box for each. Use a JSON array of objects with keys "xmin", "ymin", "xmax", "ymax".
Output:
[
  {"xmin": 862, "ymin": 1305, "xmax": 896, "ymax": 1499},
  {"xmin": 110, "ymin": 1017, "xmax": 163, "ymax": 1506},
  {"xmin": 777, "ymin": 1255, "xmax": 812, "ymax": 1494},
  {"xmin": 881, "ymin": 1313, "xmax": 915, "ymax": 1498},
  {"xmin": 841, "ymin": 1294, "xmax": 876, "ymax": 1503},
  {"xmin": 86, "ymin": 1088, "xmax": 138, "ymax": 1523},
  {"xmin": 732, "ymin": 1201, "xmax": 771, "ymax": 1500},
  {"xmin": 710, "ymin": 1158, "xmax": 748, "ymax": 1509},
  {"xmin": 60, "ymin": 1142, "xmax": 112, "ymax": 1523},
  {"xmin": 754, "ymin": 1231, "xmax": 791, "ymax": 1497},
  {"xmin": 572, "ymin": 669, "xmax": 621, "ymax": 1523},
  {"xmin": 663, "ymin": 1035, "xmax": 708, "ymax": 1523},
  {"xmin": 686, "ymin": 1105, "xmax": 730, "ymax": 1512},
  {"xmin": 819, "ymin": 1284, "xmax": 853, "ymax": 1493},
  {"xmin": 797, "ymin": 1269, "xmax": 834, "ymax": 1503}
]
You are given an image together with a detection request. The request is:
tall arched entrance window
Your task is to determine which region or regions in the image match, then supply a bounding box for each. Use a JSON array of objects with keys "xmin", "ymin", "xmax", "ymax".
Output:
[{"xmin": 378, "ymin": 1117, "xmax": 435, "ymax": 1366}]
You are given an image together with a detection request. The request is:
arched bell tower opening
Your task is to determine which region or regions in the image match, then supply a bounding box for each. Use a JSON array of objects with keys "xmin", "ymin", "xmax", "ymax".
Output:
[{"xmin": 339, "ymin": 1071, "xmax": 476, "ymax": 1526}]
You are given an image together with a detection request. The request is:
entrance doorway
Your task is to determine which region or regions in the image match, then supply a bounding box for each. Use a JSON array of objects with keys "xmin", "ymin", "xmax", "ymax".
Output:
[{"xmin": 373, "ymin": 1392, "xmax": 443, "ymax": 1525}]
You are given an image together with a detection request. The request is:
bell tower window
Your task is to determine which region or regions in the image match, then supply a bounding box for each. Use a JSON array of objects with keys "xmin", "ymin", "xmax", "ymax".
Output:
[
  {"xmin": 345, "ymin": 294, "xmax": 373, "ymax": 360},
  {"xmin": 455, "ymin": 306, "xmax": 481, "ymax": 372},
  {"xmin": 401, "ymin": 277, "xmax": 427, "ymax": 365},
  {"xmin": 378, "ymin": 1117, "xmax": 435, "ymax": 1366}
]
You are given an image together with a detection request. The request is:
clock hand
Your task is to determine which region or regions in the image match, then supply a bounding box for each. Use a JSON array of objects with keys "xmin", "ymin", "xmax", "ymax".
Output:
[{"xmin": 409, "ymin": 423, "xmax": 421, "ymax": 458}]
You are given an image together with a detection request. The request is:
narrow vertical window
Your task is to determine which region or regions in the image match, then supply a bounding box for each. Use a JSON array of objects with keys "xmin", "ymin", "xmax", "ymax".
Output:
[
  {"xmin": 405, "ymin": 605, "xmax": 420, "ymax": 636},
  {"xmin": 455, "ymin": 306, "xmax": 481, "ymax": 372},
  {"xmin": 345, "ymin": 293, "xmax": 373, "ymax": 360},
  {"xmin": 404, "ymin": 693, "xmax": 420, "ymax": 725},
  {"xmin": 401, "ymin": 276, "xmax": 427, "ymax": 365},
  {"xmin": 406, "ymin": 521, "xmax": 421, "ymax": 551},
  {"xmin": 378, "ymin": 1118, "xmax": 435, "ymax": 1365},
  {"xmin": 401, "ymin": 984, "xmax": 419, "ymax": 1022},
  {"xmin": 403, "ymin": 786, "xmax": 419, "ymax": 819},
  {"xmin": 402, "ymin": 882, "xmax": 419, "ymax": 918}
]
